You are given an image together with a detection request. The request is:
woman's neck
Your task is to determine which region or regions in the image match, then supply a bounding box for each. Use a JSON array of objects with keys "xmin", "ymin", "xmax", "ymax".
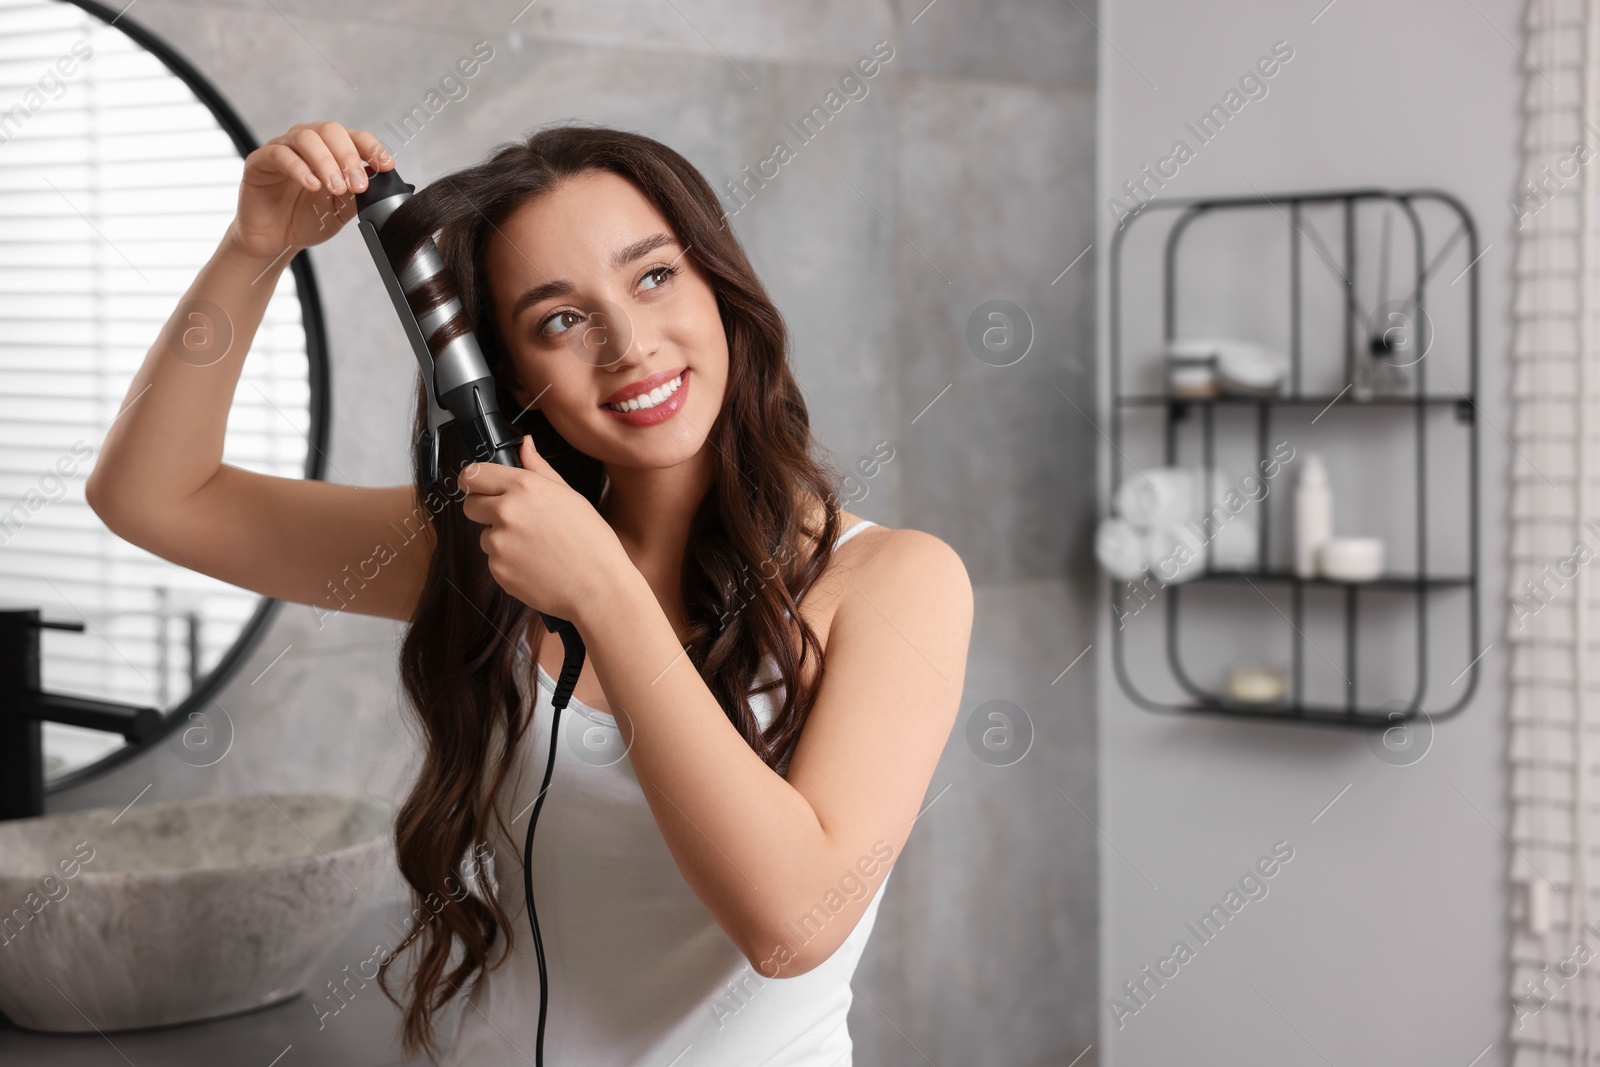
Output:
[{"xmin": 599, "ymin": 453, "xmax": 714, "ymax": 627}]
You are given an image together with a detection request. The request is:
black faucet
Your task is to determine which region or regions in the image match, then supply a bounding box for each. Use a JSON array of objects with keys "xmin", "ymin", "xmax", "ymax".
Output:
[{"xmin": 0, "ymin": 607, "xmax": 162, "ymax": 821}]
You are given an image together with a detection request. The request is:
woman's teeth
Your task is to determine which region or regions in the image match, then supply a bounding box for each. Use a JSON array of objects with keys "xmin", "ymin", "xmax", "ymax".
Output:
[{"xmin": 605, "ymin": 373, "xmax": 683, "ymax": 412}]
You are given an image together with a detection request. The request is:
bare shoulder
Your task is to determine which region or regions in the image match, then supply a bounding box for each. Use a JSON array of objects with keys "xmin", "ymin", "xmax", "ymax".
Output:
[
  {"xmin": 816, "ymin": 515, "xmax": 973, "ymax": 632},
  {"xmin": 780, "ymin": 512, "xmax": 974, "ymax": 848},
  {"xmin": 844, "ymin": 523, "xmax": 971, "ymax": 613}
]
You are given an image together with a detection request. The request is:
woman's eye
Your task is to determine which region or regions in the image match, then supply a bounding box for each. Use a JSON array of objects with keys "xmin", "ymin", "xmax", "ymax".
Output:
[
  {"xmin": 639, "ymin": 265, "xmax": 679, "ymax": 291},
  {"xmin": 536, "ymin": 267, "xmax": 676, "ymax": 338},
  {"xmin": 538, "ymin": 309, "xmax": 583, "ymax": 338}
]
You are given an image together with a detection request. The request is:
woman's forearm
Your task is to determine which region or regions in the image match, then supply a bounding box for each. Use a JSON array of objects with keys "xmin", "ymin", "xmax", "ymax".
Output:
[
  {"xmin": 573, "ymin": 567, "xmax": 836, "ymax": 972},
  {"xmin": 85, "ymin": 228, "xmax": 295, "ymax": 529}
]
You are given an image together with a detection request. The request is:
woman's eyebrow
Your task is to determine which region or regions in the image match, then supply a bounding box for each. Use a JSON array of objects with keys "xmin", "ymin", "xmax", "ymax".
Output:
[
  {"xmin": 510, "ymin": 233, "xmax": 679, "ymax": 322},
  {"xmin": 612, "ymin": 232, "xmax": 676, "ymax": 270}
]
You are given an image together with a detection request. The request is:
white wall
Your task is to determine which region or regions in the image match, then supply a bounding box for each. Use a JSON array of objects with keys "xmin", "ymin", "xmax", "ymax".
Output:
[{"xmin": 1096, "ymin": 0, "xmax": 1519, "ymax": 1063}]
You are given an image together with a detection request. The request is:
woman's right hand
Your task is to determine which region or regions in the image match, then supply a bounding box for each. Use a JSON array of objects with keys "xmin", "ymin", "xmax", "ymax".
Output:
[{"xmin": 226, "ymin": 121, "xmax": 395, "ymax": 260}]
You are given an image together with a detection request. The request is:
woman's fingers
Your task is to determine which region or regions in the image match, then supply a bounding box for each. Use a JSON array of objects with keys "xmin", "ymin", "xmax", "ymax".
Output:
[
  {"xmin": 313, "ymin": 121, "xmax": 370, "ymax": 194},
  {"xmin": 518, "ymin": 435, "xmax": 561, "ymax": 479},
  {"xmin": 348, "ymin": 127, "xmax": 394, "ymax": 174},
  {"xmin": 517, "ymin": 435, "xmax": 572, "ymax": 486},
  {"xmin": 255, "ymin": 142, "xmax": 321, "ymax": 192},
  {"xmin": 461, "ymin": 439, "xmax": 561, "ymax": 495},
  {"xmin": 460, "ymin": 493, "xmax": 501, "ymax": 533},
  {"xmin": 286, "ymin": 125, "xmax": 348, "ymax": 195},
  {"xmin": 460, "ymin": 462, "xmax": 515, "ymax": 497},
  {"xmin": 255, "ymin": 122, "xmax": 390, "ymax": 194}
]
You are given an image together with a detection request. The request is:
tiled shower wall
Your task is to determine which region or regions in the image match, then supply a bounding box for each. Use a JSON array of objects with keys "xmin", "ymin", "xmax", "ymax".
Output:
[{"xmin": 53, "ymin": 2, "xmax": 1098, "ymax": 1062}]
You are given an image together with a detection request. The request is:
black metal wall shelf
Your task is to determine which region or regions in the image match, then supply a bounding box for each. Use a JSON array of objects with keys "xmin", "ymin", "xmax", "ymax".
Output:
[
  {"xmin": 1107, "ymin": 187, "xmax": 1481, "ymax": 730},
  {"xmin": 1198, "ymin": 570, "xmax": 1473, "ymax": 590},
  {"xmin": 1118, "ymin": 394, "xmax": 1472, "ymax": 408}
]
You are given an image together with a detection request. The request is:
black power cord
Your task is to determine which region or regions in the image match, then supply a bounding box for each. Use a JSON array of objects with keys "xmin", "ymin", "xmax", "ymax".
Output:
[{"xmin": 523, "ymin": 621, "xmax": 586, "ymax": 1067}]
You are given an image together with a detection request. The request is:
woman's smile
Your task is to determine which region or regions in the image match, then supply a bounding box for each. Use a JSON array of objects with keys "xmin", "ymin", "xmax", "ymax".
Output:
[{"xmin": 599, "ymin": 367, "xmax": 690, "ymax": 427}]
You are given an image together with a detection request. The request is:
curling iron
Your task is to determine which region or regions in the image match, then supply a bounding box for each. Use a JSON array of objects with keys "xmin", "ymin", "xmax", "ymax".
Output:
[{"xmin": 353, "ymin": 163, "xmax": 580, "ymax": 1066}]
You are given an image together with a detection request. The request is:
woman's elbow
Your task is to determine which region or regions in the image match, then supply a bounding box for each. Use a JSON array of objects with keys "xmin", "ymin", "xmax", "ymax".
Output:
[
  {"xmin": 739, "ymin": 923, "xmax": 850, "ymax": 979},
  {"xmin": 741, "ymin": 942, "xmax": 822, "ymax": 980},
  {"xmin": 85, "ymin": 467, "xmax": 164, "ymax": 550},
  {"xmin": 84, "ymin": 468, "xmax": 121, "ymax": 531}
]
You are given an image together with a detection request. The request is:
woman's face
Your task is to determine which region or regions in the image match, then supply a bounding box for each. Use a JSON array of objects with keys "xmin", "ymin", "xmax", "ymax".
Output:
[{"xmin": 486, "ymin": 170, "xmax": 729, "ymax": 472}]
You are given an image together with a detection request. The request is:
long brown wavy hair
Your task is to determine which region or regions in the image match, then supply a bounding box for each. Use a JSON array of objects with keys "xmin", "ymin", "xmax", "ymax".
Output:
[{"xmin": 371, "ymin": 124, "xmax": 846, "ymax": 1061}]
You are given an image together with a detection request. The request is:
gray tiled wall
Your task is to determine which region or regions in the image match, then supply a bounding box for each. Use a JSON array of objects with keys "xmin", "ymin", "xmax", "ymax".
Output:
[{"xmin": 52, "ymin": 1, "xmax": 1098, "ymax": 1063}]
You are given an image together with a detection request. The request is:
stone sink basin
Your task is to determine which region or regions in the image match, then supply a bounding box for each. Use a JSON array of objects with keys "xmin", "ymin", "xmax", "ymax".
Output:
[{"xmin": 0, "ymin": 792, "xmax": 391, "ymax": 1033}]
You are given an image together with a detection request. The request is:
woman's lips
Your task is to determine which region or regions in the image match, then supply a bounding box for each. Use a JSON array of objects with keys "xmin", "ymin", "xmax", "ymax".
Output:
[{"xmin": 600, "ymin": 369, "xmax": 689, "ymax": 427}]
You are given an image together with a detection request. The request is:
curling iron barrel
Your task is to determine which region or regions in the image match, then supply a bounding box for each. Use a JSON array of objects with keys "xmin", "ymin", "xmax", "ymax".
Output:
[{"xmin": 353, "ymin": 167, "xmax": 522, "ymax": 484}]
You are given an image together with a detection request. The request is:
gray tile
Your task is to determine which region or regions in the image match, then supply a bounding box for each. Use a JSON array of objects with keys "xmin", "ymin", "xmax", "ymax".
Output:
[
  {"xmin": 710, "ymin": 61, "xmax": 904, "ymax": 515},
  {"xmin": 896, "ymin": 0, "xmax": 1098, "ymax": 91},
  {"xmin": 895, "ymin": 74, "xmax": 1097, "ymax": 583},
  {"xmin": 491, "ymin": 0, "xmax": 901, "ymax": 69},
  {"xmin": 854, "ymin": 574, "xmax": 1098, "ymax": 1066},
  {"xmin": 127, "ymin": 0, "xmax": 898, "ymax": 70}
]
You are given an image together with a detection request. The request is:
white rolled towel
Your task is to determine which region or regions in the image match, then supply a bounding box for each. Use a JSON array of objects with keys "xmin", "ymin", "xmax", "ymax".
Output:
[
  {"xmin": 1114, "ymin": 468, "xmax": 1196, "ymax": 530},
  {"xmin": 1144, "ymin": 523, "xmax": 1208, "ymax": 584},
  {"xmin": 1095, "ymin": 517, "xmax": 1148, "ymax": 581}
]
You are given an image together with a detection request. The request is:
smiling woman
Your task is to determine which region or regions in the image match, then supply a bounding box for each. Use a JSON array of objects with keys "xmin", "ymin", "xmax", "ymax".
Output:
[
  {"xmin": 366, "ymin": 126, "xmax": 972, "ymax": 1065},
  {"xmin": 85, "ymin": 118, "xmax": 972, "ymax": 1067}
]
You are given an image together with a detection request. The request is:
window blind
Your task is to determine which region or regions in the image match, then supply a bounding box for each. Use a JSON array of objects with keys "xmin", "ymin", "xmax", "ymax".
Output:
[{"xmin": 0, "ymin": 0, "xmax": 313, "ymax": 776}]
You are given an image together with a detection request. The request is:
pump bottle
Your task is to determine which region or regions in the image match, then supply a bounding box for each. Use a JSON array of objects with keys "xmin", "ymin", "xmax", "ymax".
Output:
[{"xmin": 1295, "ymin": 452, "xmax": 1332, "ymax": 578}]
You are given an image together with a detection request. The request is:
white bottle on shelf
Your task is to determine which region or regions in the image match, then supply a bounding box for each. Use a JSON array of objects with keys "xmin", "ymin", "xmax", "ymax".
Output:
[{"xmin": 1295, "ymin": 452, "xmax": 1333, "ymax": 578}]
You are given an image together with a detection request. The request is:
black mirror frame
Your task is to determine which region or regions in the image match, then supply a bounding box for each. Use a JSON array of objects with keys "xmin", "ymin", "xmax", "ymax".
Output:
[{"xmin": 45, "ymin": 0, "xmax": 331, "ymax": 793}]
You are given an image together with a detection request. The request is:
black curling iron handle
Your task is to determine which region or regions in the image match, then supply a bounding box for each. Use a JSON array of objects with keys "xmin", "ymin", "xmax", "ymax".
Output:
[
  {"xmin": 452, "ymin": 332, "xmax": 579, "ymax": 647},
  {"xmin": 460, "ymin": 382, "xmax": 575, "ymax": 642},
  {"xmin": 454, "ymin": 376, "xmax": 521, "ymax": 468}
]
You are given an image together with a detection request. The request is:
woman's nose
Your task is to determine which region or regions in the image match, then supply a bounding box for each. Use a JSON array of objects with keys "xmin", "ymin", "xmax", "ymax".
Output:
[{"xmin": 562, "ymin": 295, "xmax": 638, "ymax": 368}]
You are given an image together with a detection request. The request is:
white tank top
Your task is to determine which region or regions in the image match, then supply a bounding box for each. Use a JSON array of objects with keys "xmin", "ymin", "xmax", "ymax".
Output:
[{"xmin": 449, "ymin": 519, "xmax": 887, "ymax": 1066}]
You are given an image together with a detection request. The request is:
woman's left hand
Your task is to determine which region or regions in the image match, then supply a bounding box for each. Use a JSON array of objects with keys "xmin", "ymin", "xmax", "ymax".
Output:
[{"xmin": 459, "ymin": 435, "xmax": 633, "ymax": 622}]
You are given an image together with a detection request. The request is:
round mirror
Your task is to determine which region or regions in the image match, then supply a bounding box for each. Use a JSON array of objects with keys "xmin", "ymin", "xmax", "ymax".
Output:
[{"xmin": 0, "ymin": 0, "xmax": 328, "ymax": 787}]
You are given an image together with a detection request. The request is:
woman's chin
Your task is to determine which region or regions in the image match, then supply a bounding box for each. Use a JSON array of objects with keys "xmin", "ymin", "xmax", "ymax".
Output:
[{"xmin": 584, "ymin": 426, "xmax": 711, "ymax": 472}]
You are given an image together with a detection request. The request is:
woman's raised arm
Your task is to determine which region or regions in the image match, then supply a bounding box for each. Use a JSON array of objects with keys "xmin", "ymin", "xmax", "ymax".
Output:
[{"xmin": 85, "ymin": 121, "xmax": 431, "ymax": 623}]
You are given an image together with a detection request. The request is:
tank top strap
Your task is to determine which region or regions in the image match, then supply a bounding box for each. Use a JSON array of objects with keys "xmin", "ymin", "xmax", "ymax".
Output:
[
  {"xmin": 772, "ymin": 519, "xmax": 880, "ymax": 631},
  {"xmin": 834, "ymin": 518, "xmax": 878, "ymax": 549}
]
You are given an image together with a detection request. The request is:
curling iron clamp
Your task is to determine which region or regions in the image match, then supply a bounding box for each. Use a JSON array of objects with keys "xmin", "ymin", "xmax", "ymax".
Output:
[{"xmin": 350, "ymin": 164, "xmax": 586, "ymax": 696}]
